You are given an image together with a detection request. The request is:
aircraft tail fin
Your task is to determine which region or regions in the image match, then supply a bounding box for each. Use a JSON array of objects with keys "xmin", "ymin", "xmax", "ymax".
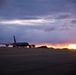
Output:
[{"xmin": 13, "ymin": 36, "xmax": 16, "ymax": 44}]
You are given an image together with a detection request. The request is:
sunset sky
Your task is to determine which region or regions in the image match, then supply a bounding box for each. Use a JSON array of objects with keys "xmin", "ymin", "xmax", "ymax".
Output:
[{"xmin": 0, "ymin": 0, "xmax": 76, "ymax": 48}]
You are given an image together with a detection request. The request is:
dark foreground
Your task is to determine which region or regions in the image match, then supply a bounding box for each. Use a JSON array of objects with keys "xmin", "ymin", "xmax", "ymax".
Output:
[{"xmin": 0, "ymin": 48, "xmax": 76, "ymax": 75}]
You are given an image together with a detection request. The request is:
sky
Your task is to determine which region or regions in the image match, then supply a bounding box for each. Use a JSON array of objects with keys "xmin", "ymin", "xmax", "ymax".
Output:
[{"xmin": 0, "ymin": 0, "xmax": 76, "ymax": 47}]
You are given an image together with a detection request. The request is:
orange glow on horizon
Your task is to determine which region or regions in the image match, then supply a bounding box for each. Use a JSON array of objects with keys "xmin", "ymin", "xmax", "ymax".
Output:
[
  {"xmin": 35, "ymin": 43, "xmax": 76, "ymax": 49},
  {"xmin": 35, "ymin": 43, "xmax": 69, "ymax": 49}
]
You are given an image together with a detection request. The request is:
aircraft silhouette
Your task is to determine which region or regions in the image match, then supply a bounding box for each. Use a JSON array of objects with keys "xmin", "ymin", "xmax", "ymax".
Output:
[{"xmin": 1, "ymin": 36, "xmax": 35, "ymax": 48}]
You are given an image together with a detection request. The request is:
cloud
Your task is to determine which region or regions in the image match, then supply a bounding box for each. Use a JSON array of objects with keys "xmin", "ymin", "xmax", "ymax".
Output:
[
  {"xmin": 44, "ymin": 25, "xmax": 71, "ymax": 32},
  {"xmin": 56, "ymin": 14, "xmax": 71, "ymax": 19},
  {"xmin": 0, "ymin": 0, "xmax": 8, "ymax": 8},
  {"xmin": 0, "ymin": 19, "xmax": 55, "ymax": 25},
  {"xmin": 0, "ymin": 0, "xmax": 5, "ymax": 5},
  {"xmin": 71, "ymin": 20, "xmax": 76, "ymax": 24},
  {"xmin": 44, "ymin": 27, "xmax": 56, "ymax": 32},
  {"xmin": 69, "ymin": 0, "xmax": 76, "ymax": 3},
  {"xmin": 0, "ymin": 0, "xmax": 75, "ymax": 20}
]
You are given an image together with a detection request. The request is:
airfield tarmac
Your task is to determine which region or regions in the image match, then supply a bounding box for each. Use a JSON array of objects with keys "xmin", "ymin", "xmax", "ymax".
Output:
[{"xmin": 0, "ymin": 47, "xmax": 76, "ymax": 75}]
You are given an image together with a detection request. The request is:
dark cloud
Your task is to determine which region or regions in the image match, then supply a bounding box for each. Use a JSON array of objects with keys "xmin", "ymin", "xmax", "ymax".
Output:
[
  {"xmin": 0, "ymin": 0, "xmax": 75, "ymax": 19},
  {"xmin": 0, "ymin": 0, "xmax": 8, "ymax": 8},
  {"xmin": 45, "ymin": 27, "xmax": 56, "ymax": 32},
  {"xmin": 69, "ymin": 0, "xmax": 76, "ymax": 3},
  {"xmin": 56, "ymin": 14, "xmax": 71, "ymax": 19},
  {"xmin": 0, "ymin": 0, "xmax": 5, "ymax": 5},
  {"xmin": 44, "ymin": 25, "xmax": 71, "ymax": 32}
]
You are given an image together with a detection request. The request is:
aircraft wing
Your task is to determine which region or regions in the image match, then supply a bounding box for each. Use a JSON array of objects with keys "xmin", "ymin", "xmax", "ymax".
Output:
[{"xmin": 0, "ymin": 42, "xmax": 13, "ymax": 47}]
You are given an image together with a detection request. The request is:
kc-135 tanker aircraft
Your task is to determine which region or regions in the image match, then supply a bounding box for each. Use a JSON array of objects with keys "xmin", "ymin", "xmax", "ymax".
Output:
[{"xmin": 0, "ymin": 36, "xmax": 35, "ymax": 48}]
